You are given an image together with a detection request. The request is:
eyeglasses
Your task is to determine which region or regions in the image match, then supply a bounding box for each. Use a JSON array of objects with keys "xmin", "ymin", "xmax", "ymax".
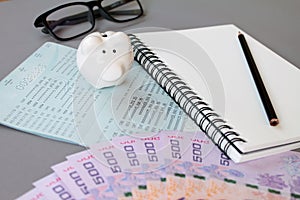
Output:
[{"xmin": 34, "ymin": 0, "xmax": 143, "ymax": 41}]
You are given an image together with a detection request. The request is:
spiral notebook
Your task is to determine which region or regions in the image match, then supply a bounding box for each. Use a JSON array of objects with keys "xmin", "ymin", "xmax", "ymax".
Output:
[{"xmin": 129, "ymin": 24, "xmax": 300, "ymax": 163}]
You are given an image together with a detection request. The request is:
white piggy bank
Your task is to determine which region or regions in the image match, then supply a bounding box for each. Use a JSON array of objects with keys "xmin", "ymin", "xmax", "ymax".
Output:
[{"xmin": 77, "ymin": 31, "xmax": 134, "ymax": 89}]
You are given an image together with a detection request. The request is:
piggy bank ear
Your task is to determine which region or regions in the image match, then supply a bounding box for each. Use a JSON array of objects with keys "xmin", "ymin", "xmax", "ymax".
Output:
[{"xmin": 78, "ymin": 32, "xmax": 103, "ymax": 55}]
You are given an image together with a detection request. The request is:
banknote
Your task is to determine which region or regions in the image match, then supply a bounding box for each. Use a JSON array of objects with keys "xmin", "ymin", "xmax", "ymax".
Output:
[
  {"xmin": 146, "ymin": 178, "xmax": 167, "ymax": 200},
  {"xmin": 89, "ymin": 141, "xmax": 138, "ymax": 199},
  {"xmin": 67, "ymin": 150, "xmax": 117, "ymax": 200},
  {"xmin": 33, "ymin": 173, "xmax": 76, "ymax": 200},
  {"xmin": 15, "ymin": 188, "xmax": 46, "ymax": 200},
  {"xmin": 51, "ymin": 161, "xmax": 93, "ymax": 199}
]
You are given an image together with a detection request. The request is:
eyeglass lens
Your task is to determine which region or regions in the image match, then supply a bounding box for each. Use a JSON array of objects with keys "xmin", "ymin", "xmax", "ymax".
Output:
[
  {"xmin": 101, "ymin": 0, "xmax": 142, "ymax": 21},
  {"xmin": 46, "ymin": 5, "xmax": 94, "ymax": 39}
]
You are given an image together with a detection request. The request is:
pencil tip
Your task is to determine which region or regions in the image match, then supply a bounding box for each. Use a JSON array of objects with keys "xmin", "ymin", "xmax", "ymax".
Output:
[
  {"xmin": 238, "ymin": 31, "xmax": 243, "ymax": 35},
  {"xmin": 270, "ymin": 118, "xmax": 279, "ymax": 126}
]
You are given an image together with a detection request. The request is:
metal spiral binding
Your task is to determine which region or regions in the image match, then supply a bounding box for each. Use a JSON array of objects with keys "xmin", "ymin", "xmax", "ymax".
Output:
[{"xmin": 128, "ymin": 34, "xmax": 247, "ymax": 156}]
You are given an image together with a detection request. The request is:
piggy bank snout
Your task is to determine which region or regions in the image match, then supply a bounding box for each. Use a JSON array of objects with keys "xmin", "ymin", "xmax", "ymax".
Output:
[{"xmin": 101, "ymin": 53, "xmax": 133, "ymax": 82}]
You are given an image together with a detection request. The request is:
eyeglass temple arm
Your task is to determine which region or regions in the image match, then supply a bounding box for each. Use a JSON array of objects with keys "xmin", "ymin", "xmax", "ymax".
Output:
[
  {"xmin": 43, "ymin": 0, "xmax": 137, "ymax": 33},
  {"xmin": 103, "ymin": 0, "xmax": 135, "ymax": 11}
]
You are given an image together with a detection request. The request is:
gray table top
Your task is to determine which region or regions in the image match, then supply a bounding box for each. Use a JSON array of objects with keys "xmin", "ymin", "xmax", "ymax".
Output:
[{"xmin": 1, "ymin": 0, "xmax": 300, "ymax": 199}]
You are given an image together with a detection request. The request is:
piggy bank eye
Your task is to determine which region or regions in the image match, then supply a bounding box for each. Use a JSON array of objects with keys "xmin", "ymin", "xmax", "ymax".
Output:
[
  {"xmin": 113, "ymin": 49, "xmax": 116, "ymax": 54},
  {"xmin": 102, "ymin": 50, "xmax": 106, "ymax": 54}
]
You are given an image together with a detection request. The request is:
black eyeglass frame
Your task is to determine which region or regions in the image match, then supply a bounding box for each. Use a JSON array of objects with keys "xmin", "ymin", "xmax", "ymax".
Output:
[{"xmin": 34, "ymin": 0, "xmax": 143, "ymax": 41}]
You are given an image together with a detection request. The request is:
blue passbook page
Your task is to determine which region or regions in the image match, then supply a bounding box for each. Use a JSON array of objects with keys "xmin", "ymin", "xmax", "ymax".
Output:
[{"xmin": 0, "ymin": 42, "xmax": 196, "ymax": 146}]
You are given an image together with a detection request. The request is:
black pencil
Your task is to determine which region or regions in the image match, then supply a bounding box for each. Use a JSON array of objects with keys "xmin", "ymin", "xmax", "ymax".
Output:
[{"xmin": 238, "ymin": 32, "xmax": 279, "ymax": 126}]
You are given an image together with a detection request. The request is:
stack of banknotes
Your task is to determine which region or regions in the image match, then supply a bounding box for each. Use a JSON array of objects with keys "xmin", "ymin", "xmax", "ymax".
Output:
[{"xmin": 17, "ymin": 131, "xmax": 300, "ymax": 199}]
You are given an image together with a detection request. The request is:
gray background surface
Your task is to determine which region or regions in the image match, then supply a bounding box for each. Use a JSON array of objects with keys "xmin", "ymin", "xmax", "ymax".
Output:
[{"xmin": 0, "ymin": 0, "xmax": 300, "ymax": 199}]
